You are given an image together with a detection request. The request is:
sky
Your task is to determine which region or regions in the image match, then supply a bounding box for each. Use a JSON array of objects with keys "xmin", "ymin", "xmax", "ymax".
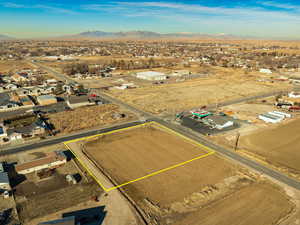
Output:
[{"xmin": 1, "ymin": 0, "xmax": 300, "ymax": 39}]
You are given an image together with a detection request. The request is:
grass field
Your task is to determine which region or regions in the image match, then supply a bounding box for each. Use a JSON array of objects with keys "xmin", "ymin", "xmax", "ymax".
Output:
[{"xmin": 240, "ymin": 118, "xmax": 300, "ymax": 174}]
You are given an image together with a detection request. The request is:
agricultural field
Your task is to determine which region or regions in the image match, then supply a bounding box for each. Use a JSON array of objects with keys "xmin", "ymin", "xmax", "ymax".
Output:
[
  {"xmin": 79, "ymin": 123, "xmax": 294, "ymax": 225},
  {"xmin": 240, "ymin": 117, "xmax": 300, "ymax": 178},
  {"xmin": 107, "ymin": 67, "xmax": 291, "ymax": 115},
  {"xmin": 48, "ymin": 104, "xmax": 136, "ymax": 135}
]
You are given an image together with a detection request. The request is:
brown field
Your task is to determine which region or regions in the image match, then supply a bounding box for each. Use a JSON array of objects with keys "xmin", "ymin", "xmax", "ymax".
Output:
[
  {"xmin": 0, "ymin": 60, "xmax": 32, "ymax": 73},
  {"xmin": 108, "ymin": 68, "xmax": 290, "ymax": 114},
  {"xmin": 82, "ymin": 123, "xmax": 294, "ymax": 225},
  {"xmin": 84, "ymin": 124, "xmax": 234, "ymax": 206},
  {"xmin": 240, "ymin": 118, "xmax": 300, "ymax": 174},
  {"xmin": 174, "ymin": 183, "xmax": 293, "ymax": 225},
  {"xmin": 48, "ymin": 104, "xmax": 135, "ymax": 135}
]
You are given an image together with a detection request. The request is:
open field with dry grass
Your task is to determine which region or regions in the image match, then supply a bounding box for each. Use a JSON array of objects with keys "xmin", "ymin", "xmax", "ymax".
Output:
[
  {"xmin": 174, "ymin": 183, "xmax": 293, "ymax": 225},
  {"xmin": 48, "ymin": 104, "xmax": 136, "ymax": 135},
  {"xmin": 81, "ymin": 123, "xmax": 294, "ymax": 224},
  {"xmin": 240, "ymin": 118, "xmax": 300, "ymax": 175},
  {"xmin": 108, "ymin": 68, "xmax": 291, "ymax": 114},
  {"xmin": 0, "ymin": 60, "xmax": 32, "ymax": 73}
]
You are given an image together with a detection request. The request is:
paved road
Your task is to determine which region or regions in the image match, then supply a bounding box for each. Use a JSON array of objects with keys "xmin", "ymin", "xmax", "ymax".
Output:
[
  {"xmin": 93, "ymin": 91, "xmax": 300, "ymax": 190},
  {"xmin": 0, "ymin": 121, "xmax": 143, "ymax": 156},
  {"xmin": 28, "ymin": 60, "xmax": 75, "ymax": 83},
  {"xmin": 12, "ymin": 62, "xmax": 300, "ymax": 191}
]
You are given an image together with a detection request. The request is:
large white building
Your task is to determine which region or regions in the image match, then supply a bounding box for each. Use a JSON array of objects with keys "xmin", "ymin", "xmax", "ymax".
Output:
[
  {"xmin": 259, "ymin": 68, "xmax": 272, "ymax": 74},
  {"xmin": 136, "ymin": 71, "xmax": 167, "ymax": 81}
]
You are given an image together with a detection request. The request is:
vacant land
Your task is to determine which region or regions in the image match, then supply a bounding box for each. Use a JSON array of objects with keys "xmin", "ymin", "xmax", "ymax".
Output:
[
  {"xmin": 81, "ymin": 123, "xmax": 294, "ymax": 224},
  {"xmin": 174, "ymin": 183, "xmax": 293, "ymax": 225},
  {"xmin": 48, "ymin": 104, "xmax": 135, "ymax": 135},
  {"xmin": 108, "ymin": 69, "xmax": 290, "ymax": 114},
  {"xmin": 240, "ymin": 118, "xmax": 300, "ymax": 175},
  {"xmin": 0, "ymin": 60, "xmax": 32, "ymax": 73}
]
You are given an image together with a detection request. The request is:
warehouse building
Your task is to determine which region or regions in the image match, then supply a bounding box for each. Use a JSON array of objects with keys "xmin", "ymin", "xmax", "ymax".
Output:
[
  {"xmin": 15, "ymin": 151, "xmax": 67, "ymax": 175},
  {"xmin": 37, "ymin": 95, "xmax": 57, "ymax": 106},
  {"xmin": 258, "ymin": 113, "xmax": 282, "ymax": 123},
  {"xmin": 136, "ymin": 71, "xmax": 167, "ymax": 81}
]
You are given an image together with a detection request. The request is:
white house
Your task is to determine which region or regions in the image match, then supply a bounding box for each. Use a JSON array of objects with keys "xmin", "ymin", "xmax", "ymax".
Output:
[
  {"xmin": 259, "ymin": 68, "xmax": 272, "ymax": 74},
  {"xmin": 136, "ymin": 71, "xmax": 167, "ymax": 81}
]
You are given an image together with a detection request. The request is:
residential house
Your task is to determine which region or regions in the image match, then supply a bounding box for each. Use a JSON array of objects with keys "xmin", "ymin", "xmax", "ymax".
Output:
[
  {"xmin": 37, "ymin": 95, "xmax": 57, "ymax": 106},
  {"xmin": 67, "ymin": 95, "xmax": 94, "ymax": 109},
  {"xmin": 0, "ymin": 93, "xmax": 19, "ymax": 110},
  {"xmin": 39, "ymin": 216, "xmax": 75, "ymax": 225},
  {"xmin": 0, "ymin": 172, "xmax": 10, "ymax": 192},
  {"xmin": 15, "ymin": 151, "xmax": 67, "ymax": 174}
]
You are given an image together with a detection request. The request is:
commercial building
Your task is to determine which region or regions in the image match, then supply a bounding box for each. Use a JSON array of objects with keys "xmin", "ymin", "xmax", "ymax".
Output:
[
  {"xmin": 288, "ymin": 92, "xmax": 300, "ymax": 98},
  {"xmin": 259, "ymin": 68, "xmax": 272, "ymax": 74},
  {"xmin": 37, "ymin": 95, "xmax": 57, "ymax": 106},
  {"xmin": 203, "ymin": 115, "xmax": 234, "ymax": 130},
  {"xmin": 258, "ymin": 113, "xmax": 282, "ymax": 123},
  {"xmin": 136, "ymin": 71, "xmax": 167, "ymax": 81},
  {"xmin": 15, "ymin": 151, "xmax": 67, "ymax": 175}
]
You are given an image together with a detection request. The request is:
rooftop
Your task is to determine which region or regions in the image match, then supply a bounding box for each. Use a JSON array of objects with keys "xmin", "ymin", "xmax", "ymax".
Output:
[
  {"xmin": 39, "ymin": 216, "xmax": 75, "ymax": 225},
  {"xmin": 15, "ymin": 151, "xmax": 66, "ymax": 173},
  {"xmin": 0, "ymin": 172, "xmax": 9, "ymax": 184}
]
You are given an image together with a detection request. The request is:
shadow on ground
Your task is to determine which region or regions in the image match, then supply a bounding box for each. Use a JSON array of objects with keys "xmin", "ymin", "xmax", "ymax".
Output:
[{"xmin": 63, "ymin": 206, "xmax": 107, "ymax": 225}]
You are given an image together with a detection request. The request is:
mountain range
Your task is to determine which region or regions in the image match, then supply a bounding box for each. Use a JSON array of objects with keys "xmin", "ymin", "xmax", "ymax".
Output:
[
  {"xmin": 65, "ymin": 30, "xmax": 251, "ymax": 40},
  {"xmin": 0, "ymin": 34, "xmax": 14, "ymax": 40}
]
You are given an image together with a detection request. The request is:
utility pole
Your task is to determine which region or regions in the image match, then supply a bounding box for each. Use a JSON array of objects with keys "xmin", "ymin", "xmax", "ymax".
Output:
[{"xmin": 234, "ymin": 132, "xmax": 240, "ymax": 151}]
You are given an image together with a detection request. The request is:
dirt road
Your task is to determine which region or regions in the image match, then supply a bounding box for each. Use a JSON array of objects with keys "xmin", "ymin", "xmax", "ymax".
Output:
[{"xmin": 66, "ymin": 142, "xmax": 141, "ymax": 225}]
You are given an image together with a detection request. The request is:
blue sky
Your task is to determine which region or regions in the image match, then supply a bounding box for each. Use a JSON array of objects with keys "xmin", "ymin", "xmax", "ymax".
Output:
[{"xmin": 1, "ymin": 0, "xmax": 300, "ymax": 38}]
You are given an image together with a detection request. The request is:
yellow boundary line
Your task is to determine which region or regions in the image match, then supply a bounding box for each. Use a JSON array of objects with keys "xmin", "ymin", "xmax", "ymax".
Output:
[{"xmin": 64, "ymin": 121, "xmax": 215, "ymax": 192}]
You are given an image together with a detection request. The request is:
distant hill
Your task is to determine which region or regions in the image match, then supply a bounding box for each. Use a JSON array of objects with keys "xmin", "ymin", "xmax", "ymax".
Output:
[
  {"xmin": 66, "ymin": 30, "xmax": 250, "ymax": 40},
  {"xmin": 0, "ymin": 34, "xmax": 14, "ymax": 40}
]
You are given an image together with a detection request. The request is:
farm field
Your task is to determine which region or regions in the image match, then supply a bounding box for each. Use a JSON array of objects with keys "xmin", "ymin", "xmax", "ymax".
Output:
[
  {"xmin": 108, "ymin": 69, "xmax": 291, "ymax": 114},
  {"xmin": 81, "ymin": 122, "xmax": 294, "ymax": 224},
  {"xmin": 240, "ymin": 118, "xmax": 300, "ymax": 175}
]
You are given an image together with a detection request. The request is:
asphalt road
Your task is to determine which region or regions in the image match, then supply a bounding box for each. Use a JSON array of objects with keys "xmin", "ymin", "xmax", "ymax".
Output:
[
  {"xmin": 0, "ymin": 121, "xmax": 143, "ymax": 156},
  {"xmin": 8, "ymin": 62, "xmax": 300, "ymax": 191},
  {"xmin": 0, "ymin": 102, "xmax": 68, "ymax": 119}
]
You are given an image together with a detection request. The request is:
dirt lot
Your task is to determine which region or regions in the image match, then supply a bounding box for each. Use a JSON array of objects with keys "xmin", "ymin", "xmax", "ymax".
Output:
[
  {"xmin": 174, "ymin": 183, "xmax": 293, "ymax": 225},
  {"xmin": 82, "ymin": 123, "xmax": 294, "ymax": 224},
  {"xmin": 240, "ymin": 118, "xmax": 300, "ymax": 176},
  {"xmin": 0, "ymin": 60, "xmax": 32, "ymax": 73},
  {"xmin": 107, "ymin": 68, "xmax": 291, "ymax": 115},
  {"xmin": 48, "ymin": 104, "xmax": 136, "ymax": 135}
]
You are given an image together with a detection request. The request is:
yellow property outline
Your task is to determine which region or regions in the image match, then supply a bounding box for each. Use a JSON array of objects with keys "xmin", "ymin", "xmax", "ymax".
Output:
[{"xmin": 64, "ymin": 121, "xmax": 215, "ymax": 192}]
